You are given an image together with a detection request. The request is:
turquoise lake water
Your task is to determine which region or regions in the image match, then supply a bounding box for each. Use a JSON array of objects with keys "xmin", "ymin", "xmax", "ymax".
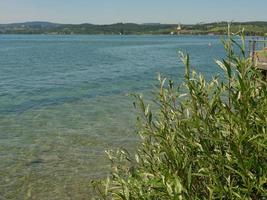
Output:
[{"xmin": 0, "ymin": 35, "xmax": 225, "ymax": 199}]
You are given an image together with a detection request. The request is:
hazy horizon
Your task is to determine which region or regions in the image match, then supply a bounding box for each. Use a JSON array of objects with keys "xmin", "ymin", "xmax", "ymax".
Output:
[{"xmin": 0, "ymin": 0, "xmax": 266, "ymax": 25}]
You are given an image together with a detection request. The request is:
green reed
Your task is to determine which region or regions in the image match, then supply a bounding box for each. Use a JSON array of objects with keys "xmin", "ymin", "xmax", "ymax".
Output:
[{"xmin": 93, "ymin": 31, "xmax": 267, "ymax": 199}]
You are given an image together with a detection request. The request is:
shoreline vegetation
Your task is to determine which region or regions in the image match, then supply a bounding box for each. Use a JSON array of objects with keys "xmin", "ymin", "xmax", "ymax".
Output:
[
  {"xmin": 93, "ymin": 32, "xmax": 267, "ymax": 199},
  {"xmin": 0, "ymin": 21, "xmax": 267, "ymax": 36}
]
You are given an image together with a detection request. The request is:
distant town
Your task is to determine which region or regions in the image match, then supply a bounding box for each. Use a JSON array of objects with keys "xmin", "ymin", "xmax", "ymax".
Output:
[{"xmin": 0, "ymin": 21, "xmax": 267, "ymax": 35}]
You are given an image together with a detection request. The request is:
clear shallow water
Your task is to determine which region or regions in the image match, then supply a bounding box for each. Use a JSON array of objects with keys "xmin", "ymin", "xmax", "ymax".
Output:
[{"xmin": 0, "ymin": 35, "xmax": 225, "ymax": 199}]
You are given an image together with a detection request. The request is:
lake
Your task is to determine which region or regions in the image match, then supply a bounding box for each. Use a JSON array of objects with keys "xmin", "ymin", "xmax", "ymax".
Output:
[{"xmin": 0, "ymin": 35, "xmax": 225, "ymax": 199}]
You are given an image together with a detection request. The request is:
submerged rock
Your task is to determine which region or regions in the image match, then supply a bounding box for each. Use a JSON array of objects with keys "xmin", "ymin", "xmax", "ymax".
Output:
[{"xmin": 27, "ymin": 159, "xmax": 44, "ymax": 166}]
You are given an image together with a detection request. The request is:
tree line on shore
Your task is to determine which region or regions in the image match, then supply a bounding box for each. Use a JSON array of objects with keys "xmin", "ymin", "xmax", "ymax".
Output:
[{"xmin": 0, "ymin": 21, "xmax": 267, "ymax": 35}]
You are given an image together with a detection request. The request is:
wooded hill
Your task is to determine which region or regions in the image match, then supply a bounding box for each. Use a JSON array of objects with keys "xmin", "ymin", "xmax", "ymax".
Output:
[{"xmin": 0, "ymin": 21, "xmax": 266, "ymax": 35}]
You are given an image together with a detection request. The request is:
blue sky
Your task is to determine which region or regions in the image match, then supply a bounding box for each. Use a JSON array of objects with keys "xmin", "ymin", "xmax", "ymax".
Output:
[{"xmin": 0, "ymin": 0, "xmax": 266, "ymax": 24}]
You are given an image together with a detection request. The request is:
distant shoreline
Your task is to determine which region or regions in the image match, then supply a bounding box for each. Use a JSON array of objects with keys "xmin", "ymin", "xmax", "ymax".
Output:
[
  {"xmin": 0, "ymin": 21, "xmax": 266, "ymax": 36},
  {"xmin": 0, "ymin": 33, "xmax": 264, "ymax": 37},
  {"xmin": 0, "ymin": 33, "xmax": 225, "ymax": 36}
]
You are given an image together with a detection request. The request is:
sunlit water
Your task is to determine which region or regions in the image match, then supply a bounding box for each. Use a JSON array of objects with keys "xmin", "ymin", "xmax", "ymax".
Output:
[{"xmin": 0, "ymin": 35, "xmax": 225, "ymax": 199}]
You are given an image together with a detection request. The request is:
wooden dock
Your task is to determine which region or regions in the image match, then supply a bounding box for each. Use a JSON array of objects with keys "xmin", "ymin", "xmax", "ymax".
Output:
[
  {"xmin": 249, "ymin": 39, "xmax": 267, "ymax": 77},
  {"xmin": 255, "ymin": 50, "xmax": 267, "ymax": 71}
]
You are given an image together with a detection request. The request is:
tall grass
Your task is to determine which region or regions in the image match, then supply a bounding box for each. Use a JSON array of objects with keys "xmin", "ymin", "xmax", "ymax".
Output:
[{"xmin": 93, "ymin": 32, "xmax": 267, "ymax": 199}]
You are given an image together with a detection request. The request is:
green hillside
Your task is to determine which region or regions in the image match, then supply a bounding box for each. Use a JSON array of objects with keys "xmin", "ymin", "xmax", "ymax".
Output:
[{"xmin": 0, "ymin": 21, "xmax": 267, "ymax": 35}]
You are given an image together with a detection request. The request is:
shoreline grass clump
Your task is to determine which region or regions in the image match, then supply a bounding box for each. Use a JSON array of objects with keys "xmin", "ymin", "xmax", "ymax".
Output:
[{"xmin": 93, "ymin": 32, "xmax": 267, "ymax": 199}]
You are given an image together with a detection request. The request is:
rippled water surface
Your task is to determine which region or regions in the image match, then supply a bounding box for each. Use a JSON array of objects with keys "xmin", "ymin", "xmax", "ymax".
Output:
[{"xmin": 0, "ymin": 35, "xmax": 225, "ymax": 199}]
